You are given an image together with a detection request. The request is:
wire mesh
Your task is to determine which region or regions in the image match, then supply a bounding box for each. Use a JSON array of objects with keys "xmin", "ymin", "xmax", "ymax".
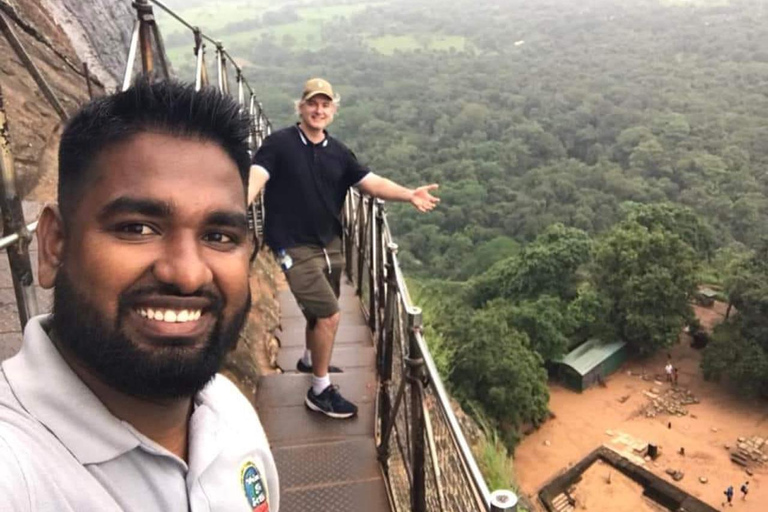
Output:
[{"xmin": 344, "ymin": 192, "xmax": 490, "ymax": 512}]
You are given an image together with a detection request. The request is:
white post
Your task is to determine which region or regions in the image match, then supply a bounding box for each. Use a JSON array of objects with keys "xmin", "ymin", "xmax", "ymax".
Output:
[{"xmin": 490, "ymin": 490, "xmax": 518, "ymax": 512}]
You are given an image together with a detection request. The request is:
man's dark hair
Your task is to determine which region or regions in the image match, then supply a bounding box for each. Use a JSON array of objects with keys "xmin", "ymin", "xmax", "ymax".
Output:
[{"xmin": 58, "ymin": 79, "xmax": 251, "ymax": 221}]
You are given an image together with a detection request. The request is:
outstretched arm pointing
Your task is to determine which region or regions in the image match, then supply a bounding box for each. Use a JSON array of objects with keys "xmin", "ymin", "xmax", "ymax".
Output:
[{"xmin": 357, "ymin": 174, "xmax": 440, "ymax": 213}]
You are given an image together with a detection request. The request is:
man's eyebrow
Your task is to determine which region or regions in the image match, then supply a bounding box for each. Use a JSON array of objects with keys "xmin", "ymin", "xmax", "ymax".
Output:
[
  {"xmin": 205, "ymin": 210, "xmax": 248, "ymax": 230},
  {"xmin": 97, "ymin": 197, "xmax": 173, "ymax": 221}
]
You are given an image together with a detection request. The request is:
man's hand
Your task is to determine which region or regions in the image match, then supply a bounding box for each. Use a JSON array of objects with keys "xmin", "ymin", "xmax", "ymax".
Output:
[{"xmin": 410, "ymin": 184, "xmax": 440, "ymax": 213}]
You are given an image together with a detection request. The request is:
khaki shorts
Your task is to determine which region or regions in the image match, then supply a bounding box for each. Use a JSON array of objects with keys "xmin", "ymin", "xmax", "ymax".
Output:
[{"xmin": 283, "ymin": 237, "xmax": 344, "ymax": 320}]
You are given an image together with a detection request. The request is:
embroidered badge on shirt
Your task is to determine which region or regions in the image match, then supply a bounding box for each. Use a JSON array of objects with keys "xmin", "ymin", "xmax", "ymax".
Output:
[{"xmin": 240, "ymin": 461, "xmax": 269, "ymax": 512}]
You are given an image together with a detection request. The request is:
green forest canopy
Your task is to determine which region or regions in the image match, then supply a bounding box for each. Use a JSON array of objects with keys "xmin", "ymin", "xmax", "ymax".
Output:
[{"xmin": 158, "ymin": 0, "xmax": 768, "ymax": 444}]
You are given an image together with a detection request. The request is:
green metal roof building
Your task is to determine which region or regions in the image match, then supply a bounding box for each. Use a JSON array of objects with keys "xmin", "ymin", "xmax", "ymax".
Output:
[{"xmin": 554, "ymin": 339, "xmax": 628, "ymax": 392}]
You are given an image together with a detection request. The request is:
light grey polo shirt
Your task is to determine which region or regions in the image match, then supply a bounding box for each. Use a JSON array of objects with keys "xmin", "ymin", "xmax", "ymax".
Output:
[{"xmin": 0, "ymin": 315, "xmax": 279, "ymax": 512}]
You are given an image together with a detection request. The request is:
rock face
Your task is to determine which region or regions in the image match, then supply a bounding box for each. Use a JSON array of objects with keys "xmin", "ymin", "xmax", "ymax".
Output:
[
  {"xmin": 40, "ymin": 0, "xmax": 134, "ymax": 89},
  {"xmin": 0, "ymin": 0, "xmax": 99, "ymax": 199}
]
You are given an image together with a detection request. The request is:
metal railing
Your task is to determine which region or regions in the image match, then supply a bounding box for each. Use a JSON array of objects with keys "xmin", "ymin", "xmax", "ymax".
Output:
[
  {"xmin": 122, "ymin": 0, "xmax": 270, "ymax": 241},
  {"xmin": 343, "ymin": 192, "xmax": 518, "ymax": 512}
]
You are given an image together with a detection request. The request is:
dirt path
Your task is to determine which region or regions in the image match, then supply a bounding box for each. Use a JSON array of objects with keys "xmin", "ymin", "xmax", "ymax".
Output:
[{"xmin": 515, "ymin": 304, "xmax": 767, "ymax": 511}]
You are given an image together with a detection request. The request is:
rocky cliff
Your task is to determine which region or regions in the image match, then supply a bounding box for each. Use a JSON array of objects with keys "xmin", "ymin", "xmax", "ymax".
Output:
[
  {"xmin": 41, "ymin": 0, "xmax": 134, "ymax": 89},
  {"xmin": 0, "ymin": 0, "xmax": 100, "ymax": 199}
]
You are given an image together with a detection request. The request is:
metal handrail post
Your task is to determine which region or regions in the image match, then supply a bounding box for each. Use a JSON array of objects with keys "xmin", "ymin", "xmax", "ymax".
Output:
[
  {"xmin": 355, "ymin": 195, "xmax": 366, "ymax": 293},
  {"xmin": 237, "ymin": 71, "xmax": 244, "ymax": 107},
  {"xmin": 215, "ymin": 42, "xmax": 228, "ymax": 93},
  {"xmin": 0, "ymin": 12, "xmax": 68, "ymax": 120},
  {"xmin": 192, "ymin": 28, "xmax": 204, "ymax": 91},
  {"xmin": 367, "ymin": 198, "xmax": 377, "ymax": 331},
  {"xmin": 376, "ymin": 242, "xmax": 398, "ymax": 465},
  {"xmin": 247, "ymin": 95, "xmax": 256, "ymax": 149},
  {"xmin": 0, "ymin": 86, "xmax": 38, "ymax": 328},
  {"xmin": 149, "ymin": 12, "xmax": 171, "ymax": 79},
  {"xmin": 374, "ymin": 200, "xmax": 386, "ymax": 328},
  {"xmin": 122, "ymin": 19, "xmax": 140, "ymax": 90},
  {"xmin": 134, "ymin": 0, "xmax": 155, "ymax": 76},
  {"xmin": 344, "ymin": 196, "xmax": 355, "ymax": 278},
  {"xmin": 407, "ymin": 309, "xmax": 426, "ymax": 512}
]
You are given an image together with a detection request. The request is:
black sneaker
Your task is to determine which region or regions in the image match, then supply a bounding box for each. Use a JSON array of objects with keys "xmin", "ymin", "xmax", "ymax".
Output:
[
  {"xmin": 305, "ymin": 385, "xmax": 358, "ymax": 419},
  {"xmin": 296, "ymin": 359, "xmax": 343, "ymax": 374}
]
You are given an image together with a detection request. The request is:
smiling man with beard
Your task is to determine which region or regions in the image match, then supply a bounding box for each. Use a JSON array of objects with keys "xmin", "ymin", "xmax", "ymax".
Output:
[{"xmin": 0, "ymin": 80, "xmax": 279, "ymax": 512}]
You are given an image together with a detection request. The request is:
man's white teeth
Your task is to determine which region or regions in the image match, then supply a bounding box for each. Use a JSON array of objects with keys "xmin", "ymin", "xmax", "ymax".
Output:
[{"xmin": 137, "ymin": 308, "xmax": 202, "ymax": 323}]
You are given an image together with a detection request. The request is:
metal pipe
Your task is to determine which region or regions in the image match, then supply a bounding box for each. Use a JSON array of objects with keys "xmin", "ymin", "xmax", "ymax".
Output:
[
  {"xmin": 0, "ymin": 220, "xmax": 38, "ymax": 250},
  {"xmin": 355, "ymin": 196, "xmax": 365, "ymax": 293},
  {"xmin": 422, "ymin": 400, "xmax": 447, "ymax": 511},
  {"xmin": 237, "ymin": 71, "xmax": 244, "ymax": 107},
  {"xmin": 367, "ymin": 198, "xmax": 377, "ymax": 331},
  {"xmin": 247, "ymin": 94, "xmax": 256, "ymax": 149},
  {"xmin": 137, "ymin": 3, "xmax": 154, "ymax": 75},
  {"xmin": 407, "ymin": 312, "xmax": 426, "ymax": 512},
  {"xmin": 0, "ymin": 12, "xmax": 68, "ymax": 121},
  {"xmin": 122, "ymin": 19, "xmax": 140, "ymax": 91},
  {"xmin": 150, "ymin": 16, "xmax": 171, "ymax": 79},
  {"xmin": 215, "ymin": 43, "xmax": 224, "ymax": 92}
]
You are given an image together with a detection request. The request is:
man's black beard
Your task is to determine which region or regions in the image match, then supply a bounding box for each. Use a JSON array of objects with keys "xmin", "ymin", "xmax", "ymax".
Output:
[{"xmin": 51, "ymin": 270, "xmax": 250, "ymax": 400}]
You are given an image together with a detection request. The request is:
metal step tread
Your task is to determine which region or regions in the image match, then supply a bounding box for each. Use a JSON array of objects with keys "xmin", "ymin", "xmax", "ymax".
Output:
[
  {"xmin": 277, "ymin": 345, "xmax": 376, "ymax": 374},
  {"xmin": 280, "ymin": 477, "xmax": 390, "ymax": 512},
  {"xmin": 274, "ymin": 438, "xmax": 382, "ymax": 490},
  {"xmin": 257, "ymin": 371, "xmax": 377, "ymax": 409},
  {"xmin": 259, "ymin": 401, "xmax": 376, "ymax": 446}
]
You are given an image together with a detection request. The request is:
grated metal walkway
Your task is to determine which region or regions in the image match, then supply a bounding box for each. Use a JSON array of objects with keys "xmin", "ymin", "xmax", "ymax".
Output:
[{"xmin": 256, "ymin": 282, "xmax": 391, "ymax": 512}]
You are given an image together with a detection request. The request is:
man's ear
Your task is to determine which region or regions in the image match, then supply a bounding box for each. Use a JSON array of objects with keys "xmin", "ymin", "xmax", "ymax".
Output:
[{"xmin": 36, "ymin": 205, "xmax": 65, "ymax": 289}]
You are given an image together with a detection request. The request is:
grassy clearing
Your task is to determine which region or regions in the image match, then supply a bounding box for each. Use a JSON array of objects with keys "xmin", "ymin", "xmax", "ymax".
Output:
[
  {"xmin": 369, "ymin": 34, "xmax": 466, "ymax": 54},
  {"xmin": 156, "ymin": 0, "xmax": 271, "ymax": 34},
  {"xmin": 158, "ymin": 1, "xmax": 371, "ymax": 57}
]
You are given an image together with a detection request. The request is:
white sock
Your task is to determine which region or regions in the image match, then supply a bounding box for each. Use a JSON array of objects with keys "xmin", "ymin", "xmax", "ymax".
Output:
[
  {"xmin": 301, "ymin": 349, "xmax": 312, "ymax": 367},
  {"xmin": 312, "ymin": 374, "xmax": 331, "ymax": 396}
]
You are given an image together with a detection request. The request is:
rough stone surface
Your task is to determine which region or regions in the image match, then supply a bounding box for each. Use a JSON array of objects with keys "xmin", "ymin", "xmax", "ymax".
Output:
[
  {"xmin": 39, "ymin": 0, "xmax": 133, "ymax": 88},
  {"xmin": 640, "ymin": 386, "xmax": 699, "ymax": 418}
]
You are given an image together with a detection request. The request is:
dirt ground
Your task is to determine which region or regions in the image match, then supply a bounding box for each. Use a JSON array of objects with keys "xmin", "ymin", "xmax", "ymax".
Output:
[{"xmin": 515, "ymin": 302, "xmax": 767, "ymax": 511}]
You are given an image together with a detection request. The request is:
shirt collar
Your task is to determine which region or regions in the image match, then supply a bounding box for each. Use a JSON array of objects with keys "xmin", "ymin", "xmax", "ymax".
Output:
[
  {"xmin": 2, "ymin": 315, "xmax": 142, "ymax": 464},
  {"xmin": 295, "ymin": 124, "xmax": 329, "ymax": 147}
]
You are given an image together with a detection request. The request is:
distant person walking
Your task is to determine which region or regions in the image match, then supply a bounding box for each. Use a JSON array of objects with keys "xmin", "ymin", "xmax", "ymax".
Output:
[
  {"xmin": 665, "ymin": 361, "xmax": 674, "ymax": 383},
  {"xmin": 249, "ymin": 78, "xmax": 439, "ymax": 419},
  {"xmin": 723, "ymin": 485, "xmax": 734, "ymax": 507},
  {"xmin": 741, "ymin": 481, "xmax": 749, "ymax": 500},
  {"xmin": 673, "ymin": 366, "xmax": 679, "ymax": 386}
]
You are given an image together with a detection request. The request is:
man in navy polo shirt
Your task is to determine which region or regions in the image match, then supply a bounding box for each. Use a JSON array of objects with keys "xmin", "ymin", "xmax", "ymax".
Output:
[{"xmin": 249, "ymin": 78, "xmax": 439, "ymax": 419}]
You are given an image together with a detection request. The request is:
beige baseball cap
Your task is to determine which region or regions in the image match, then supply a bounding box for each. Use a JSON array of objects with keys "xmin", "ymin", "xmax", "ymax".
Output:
[{"xmin": 301, "ymin": 78, "xmax": 335, "ymax": 101}]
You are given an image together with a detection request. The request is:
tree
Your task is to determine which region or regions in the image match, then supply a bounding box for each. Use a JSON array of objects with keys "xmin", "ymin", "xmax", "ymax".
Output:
[
  {"xmin": 450, "ymin": 308, "xmax": 549, "ymax": 448},
  {"xmin": 484, "ymin": 296, "xmax": 573, "ymax": 362},
  {"xmin": 593, "ymin": 220, "xmax": 698, "ymax": 354},
  {"xmin": 622, "ymin": 202, "xmax": 716, "ymax": 258},
  {"xmin": 470, "ymin": 223, "xmax": 591, "ymax": 306}
]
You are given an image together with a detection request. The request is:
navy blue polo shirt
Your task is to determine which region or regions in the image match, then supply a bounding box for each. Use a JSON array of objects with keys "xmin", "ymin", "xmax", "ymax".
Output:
[{"xmin": 253, "ymin": 125, "xmax": 370, "ymax": 249}]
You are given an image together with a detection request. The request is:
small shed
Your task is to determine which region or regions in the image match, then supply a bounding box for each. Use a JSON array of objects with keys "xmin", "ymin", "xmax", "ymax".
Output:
[
  {"xmin": 554, "ymin": 339, "xmax": 628, "ymax": 392},
  {"xmin": 695, "ymin": 287, "xmax": 718, "ymax": 307}
]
